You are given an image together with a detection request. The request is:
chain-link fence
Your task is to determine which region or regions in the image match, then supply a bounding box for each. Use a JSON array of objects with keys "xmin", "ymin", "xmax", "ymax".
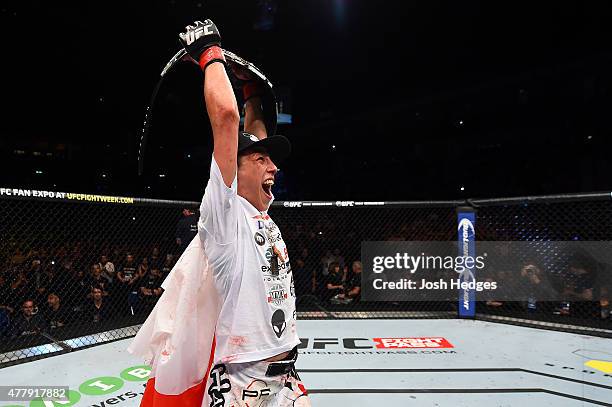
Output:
[
  {"xmin": 1, "ymin": 189, "xmax": 611, "ymax": 367},
  {"xmin": 472, "ymin": 193, "xmax": 612, "ymax": 336},
  {"xmin": 0, "ymin": 189, "xmax": 199, "ymax": 366},
  {"xmin": 270, "ymin": 201, "xmax": 461, "ymax": 318}
]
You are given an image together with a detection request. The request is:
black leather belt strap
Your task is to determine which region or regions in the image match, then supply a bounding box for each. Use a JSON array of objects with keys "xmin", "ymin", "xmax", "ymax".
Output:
[{"xmin": 265, "ymin": 346, "xmax": 298, "ymax": 377}]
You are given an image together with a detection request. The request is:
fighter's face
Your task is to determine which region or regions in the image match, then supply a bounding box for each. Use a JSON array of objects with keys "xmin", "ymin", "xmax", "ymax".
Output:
[{"xmin": 237, "ymin": 151, "xmax": 278, "ymax": 212}]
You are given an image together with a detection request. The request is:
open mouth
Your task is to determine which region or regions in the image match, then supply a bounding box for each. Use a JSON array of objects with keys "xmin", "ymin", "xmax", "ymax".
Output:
[{"xmin": 262, "ymin": 179, "xmax": 274, "ymax": 199}]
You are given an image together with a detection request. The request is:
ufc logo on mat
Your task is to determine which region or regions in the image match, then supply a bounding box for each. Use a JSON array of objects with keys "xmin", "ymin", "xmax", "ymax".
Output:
[
  {"xmin": 184, "ymin": 23, "xmax": 214, "ymax": 45},
  {"xmin": 208, "ymin": 364, "xmax": 231, "ymax": 407}
]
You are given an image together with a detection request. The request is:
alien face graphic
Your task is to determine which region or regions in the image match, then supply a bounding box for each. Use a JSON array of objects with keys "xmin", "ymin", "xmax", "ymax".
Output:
[{"xmin": 271, "ymin": 309, "xmax": 286, "ymax": 338}]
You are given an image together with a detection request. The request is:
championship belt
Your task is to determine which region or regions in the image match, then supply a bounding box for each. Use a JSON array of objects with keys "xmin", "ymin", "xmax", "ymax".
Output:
[
  {"xmin": 223, "ymin": 49, "xmax": 278, "ymax": 140},
  {"xmin": 138, "ymin": 48, "xmax": 278, "ymax": 175}
]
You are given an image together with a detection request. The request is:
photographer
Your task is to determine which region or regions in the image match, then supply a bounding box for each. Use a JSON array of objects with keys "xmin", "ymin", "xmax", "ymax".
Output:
[{"xmin": 519, "ymin": 263, "xmax": 555, "ymax": 314}]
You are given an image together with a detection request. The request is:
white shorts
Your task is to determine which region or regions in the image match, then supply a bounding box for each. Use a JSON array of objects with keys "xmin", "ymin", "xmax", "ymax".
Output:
[{"xmin": 205, "ymin": 355, "xmax": 311, "ymax": 407}]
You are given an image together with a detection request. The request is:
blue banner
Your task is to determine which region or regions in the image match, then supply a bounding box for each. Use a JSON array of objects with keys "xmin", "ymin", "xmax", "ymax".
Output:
[{"xmin": 457, "ymin": 208, "xmax": 476, "ymax": 317}]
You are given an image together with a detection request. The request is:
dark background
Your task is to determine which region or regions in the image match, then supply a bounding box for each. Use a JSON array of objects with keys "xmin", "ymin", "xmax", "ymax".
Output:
[{"xmin": 1, "ymin": 1, "xmax": 611, "ymax": 201}]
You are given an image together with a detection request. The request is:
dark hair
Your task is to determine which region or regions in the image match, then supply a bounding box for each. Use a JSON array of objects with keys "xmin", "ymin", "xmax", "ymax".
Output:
[{"xmin": 238, "ymin": 146, "xmax": 269, "ymax": 167}]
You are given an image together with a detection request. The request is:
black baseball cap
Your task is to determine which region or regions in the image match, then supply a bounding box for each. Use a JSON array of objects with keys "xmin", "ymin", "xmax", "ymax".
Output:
[{"xmin": 238, "ymin": 132, "xmax": 291, "ymax": 164}]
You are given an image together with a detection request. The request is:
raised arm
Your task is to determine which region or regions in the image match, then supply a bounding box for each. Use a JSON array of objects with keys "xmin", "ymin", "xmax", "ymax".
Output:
[
  {"xmin": 204, "ymin": 63, "xmax": 240, "ymax": 186},
  {"xmin": 231, "ymin": 64, "xmax": 268, "ymax": 140},
  {"xmin": 180, "ymin": 20, "xmax": 240, "ymax": 187},
  {"xmin": 243, "ymin": 96, "xmax": 267, "ymax": 140}
]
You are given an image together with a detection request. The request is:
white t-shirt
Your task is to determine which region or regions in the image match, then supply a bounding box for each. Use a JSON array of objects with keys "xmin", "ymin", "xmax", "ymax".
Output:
[{"xmin": 198, "ymin": 157, "xmax": 299, "ymax": 364}]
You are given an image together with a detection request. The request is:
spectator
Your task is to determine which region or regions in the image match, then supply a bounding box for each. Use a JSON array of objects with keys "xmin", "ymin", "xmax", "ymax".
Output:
[
  {"xmin": 33, "ymin": 261, "xmax": 55, "ymax": 306},
  {"xmin": 137, "ymin": 257, "xmax": 150, "ymax": 279},
  {"xmin": 324, "ymin": 262, "xmax": 345, "ymax": 302},
  {"xmin": 26, "ymin": 249, "xmax": 42, "ymax": 265},
  {"xmin": 175, "ymin": 208, "xmax": 198, "ymax": 255},
  {"xmin": 601, "ymin": 284, "xmax": 611, "ymax": 320},
  {"xmin": 148, "ymin": 247, "xmax": 162, "ymax": 271},
  {"xmin": 85, "ymin": 264, "xmax": 109, "ymax": 293},
  {"xmin": 160, "ymin": 254, "xmax": 175, "ymax": 279},
  {"xmin": 301, "ymin": 248, "xmax": 318, "ymax": 294},
  {"xmin": 598, "ymin": 261, "xmax": 612, "ymax": 320},
  {"xmin": 98, "ymin": 255, "xmax": 116, "ymax": 283},
  {"xmin": 518, "ymin": 263, "xmax": 555, "ymax": 313},
  {"xmin": 44, "ymin": 293, "xmax": 70, "ymax": 329},
  {"xmin": 559, "ymin": 252, "xmax": 600, "ymax": 318},
  {"xmin": 66, "ymin": 265, "xmax": 90, "ymax": 311},
  {"xmin": 85, "ymin": 287, "xmax": 109, "ymax": 323},
  {"xmin": 0, "ymin": 274, "xmax": 12, "ymax": 310},
  {"xmin": 117, "ymin": 254, "xmax": 139, "ymax": 313},
  {"xmin": 53, "ymin": 258, "xmax": 75, "ymax": 295},
  {"xmin": 320, "ymin": 250, "xmax": 335, "ymax": 277},
  {"xmin": 117, "ymin": 254, "xmax": 139, "ymax": 285},
  {"xmin": 7, "ymin": 270, "xmax": 32, "ymax": 311},
  {"xmin": 111, "ymin": 247, "xmax": 122, "ymax": 265},
  {"xmin": 139, "ymin": 267, "xmax": 164, "ymax": 312},
  {"xmin": 0, "ymin": 275, "xmax": 13, "ymax": 337},
  {"xmin": 10, "ymin": 300, "xmax": 48, "ymax": 337},
  {"xmin": 10, "ymin": 247, "xmax": 26, "ymax": 266},
  {"xmin": 294, "ymin": 249, "xmax": 316, "ymax": 297},
  {"xmin": 332, "ymin": 248, "xmax": 345, "ymax": 270},
  {"xmin": 27, "ymin": 258, "xmax": 42, "ymax": 289},
  {"xmin": 68, "ymin": 244, "xmax": 85, "ymax": 272},
  {"xmin": 2, "ymin": 264, "xmax": 19, "ymax": 287},
  {"xmin": 345, "ymin": 261, "xmax": 362, "ymax": 302}
]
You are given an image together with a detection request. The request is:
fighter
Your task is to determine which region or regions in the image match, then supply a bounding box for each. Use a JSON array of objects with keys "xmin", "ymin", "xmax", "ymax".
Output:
[{"xmin": 129, "ymin": 20, "xmax": 311, "ymax": 407}]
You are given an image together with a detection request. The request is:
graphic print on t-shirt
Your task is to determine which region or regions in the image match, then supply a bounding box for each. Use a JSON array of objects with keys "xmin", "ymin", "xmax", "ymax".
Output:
[
  {"xmin": 267, "ymin": 284, "xmax": 288, "ymax": 306},
  {"xmin": 252, "ymin": 216, "xmax": 295, "ymax": 341},
  {"xmin": 254, "ymin": 231, "xmax": 266, "ymax": 246},
  {"xmin": 271, "ymin": 309, "xmax": 286, "ymax": 338},
  {"xmin": 208, "ymin": 363, "xmax": 231, "ymax": 407}
]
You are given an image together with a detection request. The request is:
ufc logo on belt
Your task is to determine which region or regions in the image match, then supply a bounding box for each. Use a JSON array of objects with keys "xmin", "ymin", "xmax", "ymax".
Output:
[
  {"xmin": 185, "ymin": 23, "xmax": 214, "ymax": 45},
  {"xmin": 242, "ymin": 388, "xmax": 272, "ymax": 399}
]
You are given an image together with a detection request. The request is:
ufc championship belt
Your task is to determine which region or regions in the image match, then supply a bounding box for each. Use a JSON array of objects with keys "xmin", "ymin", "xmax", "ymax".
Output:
[{"xmin": 138, "ymin": 48, "xmax": 278, "ymax": 175}]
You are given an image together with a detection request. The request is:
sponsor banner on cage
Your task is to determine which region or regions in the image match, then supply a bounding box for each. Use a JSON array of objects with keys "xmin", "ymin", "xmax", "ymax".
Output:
[
  {"xmin": 0, "ymin": 187, "xmax": 135, "ymax": 204},
  {"xmin": 297, "ymin": 337, "xmax": 458, "ymax": 356},
  {"xmin": 361, "ymin": 241, "xmax": 612, "ymax": 303},
  {"xmin": 278, "ymin": 200, "xmax": 386, "ymax": 208},
  {"xmin": 373, "ymin": 337, "xmax": 454, "ymax": 349},
  {"xmin": 457, "ymin": 209, "xmax": 476, "ymax": 317}
]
